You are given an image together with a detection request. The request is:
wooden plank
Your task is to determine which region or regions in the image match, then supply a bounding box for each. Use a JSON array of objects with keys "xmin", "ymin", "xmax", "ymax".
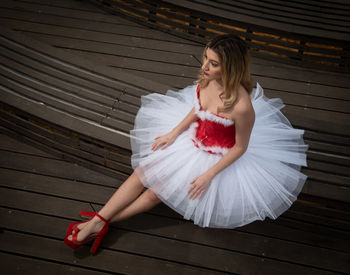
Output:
[
  {"xmin": 255, "ymin": 76, "xmax": 350, "ymax": 101},
  {"xmin": 2, "ymin": 209, "xmax": 235, "ymax": 273},
  {"xmin": 0, "ymin": 131, "xmax": 348, "ymax": 242},
  {"xmin": 1, "ymin": 188, "xmax": 348, "ymax": 274},
  {"xmin": 304, "ymin": 130, "xmax": 350, "ymax": 148},
  {"xmin": 39, "ymin": 45, "xmax": 198, "ymax": 79},
  {"xmin": 250, "ymin": 64, "xmax": 350, "ymax": 88},
  {"xmin": 56, "ymin": 44, "xmax": 349, "ymax": 116},
  {"xmin": 0, "ymin": 187, "xmax": 92, "ymax": 219},
  {"xmin": 264, "ymin": 88, "xmax": 350, "ymax": 114},
  {"xmin": 0, "ymin": 230, "xmax": 224, "ymax": 275},
  {"xmin": 0, "ymin": 133, "xmax": 58, "ymax": 158},
  {"xmin": 100, "ymin": 208, "xmax": 350, "ymax": 273},
  {"xmin": 7, "ymin": 30, "xmax": 199, "ymax": 66},
  {"xmin": 0, "ymin": 1, "xmax": 199, "ymax": 45},
  {"xmin": 102, "ymin": 66, "xmax": 195, "ymax": 89},
  {"xmin": 92, "ymin": 0, "xmax": 349, "ymax": 72},
  {"xmin": 195, "ymin": 0, "xmax": 350, "ymax": 29},
  {"xmin": 290, "ymin": 199, "xmax": 350, "ymax": 222},
  {"xmin": 0, "ymin": 168, "xmax": 119, "ymax": 203},
  {"xmin": 0, "ymin": 0, "xmax": 145, "ymax": 26},
  {"xmin": 222, "ymin": 0, "xmax": 350, "ymax": 22},
  {"xmin": 0, "ymin": 108, "xmax": 132, "ymax": 166},
  {"xmin": 0, "ymin": 26, "xmax": 170, "ymax": 94},
  {"xmin": 0, "ymin": 252, "xmax": 110, "ymax": 275},
  {"xmin": 0, "ymin": 37, "xmax": 127, "ymax": 99},
  {"xmin": 307, "ymin": 150, "xmax": 350, "ymax": 167},
  {"xmin": 13, "ymin": 28, "xmax": 348, "ymax": 114},
  {"xmin": 0, "ymin": 14, "xmax": 202, "ymax": 54},
  {"xmin": 0, "ymin": 134, "xmax": 348, "ymax": 239},
  {"xmin": 282, "ymin": 207, "xmax": 350, "ymax": 232},
  {"xmin": 3, "ymin": 8, "xmax": 348, "ymax": 88},
  {"xmin": 161, "ymin": 0, "xmax": 350, "ymax": 41},
  {"xmin": 1, "ymin": 208, "xmax": 346, "ymax": 275},
  {"xmin": 283, "ymin": 105, "xmax": 350, "ymax": 136},
  {"xmin": 0, "ymin": 111, "xmax": 132, "ymax": 179},
  {"xmin": 0, "ymin": 150, "xmax": 121, "ymax": 187},
  {"xmin": 0, "ymin": 52, "xmax": 120, "ymax": 107},
  {"xmin": 302, "ymin": 179, "xmax": 350, "ymax": 203},
  {"xmin": 29, "ymin": 0, "xmax": 103, "ymax": 12},
  {"xmin": 106, "ymin": 108, "xmax": 136, "ymax": 124},
  {"xmin": 0, "ymin": 73, "xmax": 107, "ymax": 123},
  {"xmin": 2, "ymin": 161, "xmax": 349, "ymax": 231},
  {"xmin": 0, "ymin": 69, "xmax": 110, "ymax": 123},
  {"xmin": 4, "ymin": 181, "xmax": 347, "ymax": 261},
  {"xmin": 306, "ymin": 139, "xmax": 350, "ymax": 157},
  {"xmin": 306, "ymin": 158, "xmax": 350, "ymax": 177},
  {"xmin": 0, "ymin": 68, "xmax": 131, "ymax": 150},
  {"xmin": 0, "ymin": 141, "xmax": 346, "ymax": 225},
  {"xmin": 244, "ymin": 0, "xmax": 350, "ymax": 17}
]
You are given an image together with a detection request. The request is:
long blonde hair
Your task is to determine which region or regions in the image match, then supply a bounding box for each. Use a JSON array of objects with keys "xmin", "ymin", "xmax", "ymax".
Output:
[{"xmin": 194, "ymin": 33, "xmax": 254, "ymax": 113}]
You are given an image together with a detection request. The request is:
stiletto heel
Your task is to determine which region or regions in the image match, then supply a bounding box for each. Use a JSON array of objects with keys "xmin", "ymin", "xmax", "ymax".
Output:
[
  {"xmin": 64, "ymin": 212, "xmax": 109, "ymax": 254},
  {"xmin": 91, "ymin": 235, "xmax": 103, "ymax": 254}
]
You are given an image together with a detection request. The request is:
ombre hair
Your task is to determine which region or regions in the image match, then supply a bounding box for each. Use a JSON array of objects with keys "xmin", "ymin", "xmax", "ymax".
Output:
[{"xmin": 194, "ymin": 33, "xmax": 254, "ymax": 114}]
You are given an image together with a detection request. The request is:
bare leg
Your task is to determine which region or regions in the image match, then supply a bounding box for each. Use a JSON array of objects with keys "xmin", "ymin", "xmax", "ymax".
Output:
[
  {"xmin": 98, "ymin": 171, "xmax": 145, "ymax": 221},
  {"xmin": 67, "ymin": 171, "xmax": 161, "ymax": 241},
  {"xmin": 109, "ymin": 188, "xmax": 161, "ymax": 223}
]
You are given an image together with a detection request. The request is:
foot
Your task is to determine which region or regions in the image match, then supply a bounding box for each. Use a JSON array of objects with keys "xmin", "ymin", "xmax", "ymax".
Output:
[{"xmin": 67, "ymin": 216, "xmax": 106, "ymax": 242}]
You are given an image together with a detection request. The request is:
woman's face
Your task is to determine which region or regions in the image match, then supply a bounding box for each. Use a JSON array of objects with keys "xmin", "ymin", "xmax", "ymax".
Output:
[{"xmin": 201, "ymin": 47, "xmax": 222, "ymax": 82}]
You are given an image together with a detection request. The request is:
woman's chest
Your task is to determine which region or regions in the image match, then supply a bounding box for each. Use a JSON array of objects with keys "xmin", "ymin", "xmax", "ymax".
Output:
[{"xmin": 199, "ymin": 87, "xmax": 233, "ymax": 119}]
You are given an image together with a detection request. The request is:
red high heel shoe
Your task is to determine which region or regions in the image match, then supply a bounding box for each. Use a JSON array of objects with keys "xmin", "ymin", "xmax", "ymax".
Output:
[
  {"xmin": 64, "ymin": 212, "xmax": 109, "ymax": 254},
  {"xmin": 65, "ymin": 211, "xmax": 96, "ymax": 237}
]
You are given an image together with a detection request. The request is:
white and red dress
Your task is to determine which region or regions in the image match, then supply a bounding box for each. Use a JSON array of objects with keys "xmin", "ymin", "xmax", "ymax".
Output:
[{"xmin": 130, "ymin": 83, "xmax": 308, "ymax": 228}]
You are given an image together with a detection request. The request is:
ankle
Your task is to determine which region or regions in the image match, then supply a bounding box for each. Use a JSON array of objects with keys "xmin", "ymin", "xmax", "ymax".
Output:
[{"xmin": 90, "ymin": 216, "xmax": 106, "ymax": 226}]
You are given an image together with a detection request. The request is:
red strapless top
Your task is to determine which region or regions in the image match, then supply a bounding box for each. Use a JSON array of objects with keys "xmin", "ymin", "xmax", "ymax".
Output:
[{"xmin": 190, "ymin": 84, "xmax": 236, "ymax": 155}]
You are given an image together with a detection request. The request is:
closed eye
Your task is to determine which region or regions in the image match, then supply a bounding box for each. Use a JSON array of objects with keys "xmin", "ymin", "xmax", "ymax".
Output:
[{"xmin": 203, "ymin": 55, "xmax": 219, "ymax": 67}]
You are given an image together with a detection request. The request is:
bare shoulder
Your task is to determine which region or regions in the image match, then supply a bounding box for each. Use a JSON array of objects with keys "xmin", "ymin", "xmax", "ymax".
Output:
[{"xmin": 230, "ymin": 85, "xmax": 255, "ymax": 121}]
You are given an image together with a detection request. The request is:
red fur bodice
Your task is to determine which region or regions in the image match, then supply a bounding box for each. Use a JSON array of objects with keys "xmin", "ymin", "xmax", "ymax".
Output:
[{"xmin": 190, "ymin": 84, "xmax": 236, "ymax": 155}]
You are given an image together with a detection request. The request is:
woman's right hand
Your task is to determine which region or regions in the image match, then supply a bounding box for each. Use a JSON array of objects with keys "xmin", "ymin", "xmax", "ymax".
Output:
[{"xmin": 152, "ymin": 132, "xmax": 177, "ymax": 151}]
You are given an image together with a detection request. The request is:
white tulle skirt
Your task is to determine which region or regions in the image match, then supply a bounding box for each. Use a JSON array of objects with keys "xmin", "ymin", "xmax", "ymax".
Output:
[{"xmin": 130, "ymin": 83, "xmax": 308, "ymax": 228}]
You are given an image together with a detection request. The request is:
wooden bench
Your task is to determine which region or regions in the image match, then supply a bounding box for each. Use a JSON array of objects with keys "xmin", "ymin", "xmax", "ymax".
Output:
[
  {"xmin": 0, "ymin": 0, "xmax": 349, "ymax": 205},
  {"xmin": 93, "ymin": 0, "xmax": 350, "ymax": 73},
  {"xmin": 0, "ymin": 1, "xmax": 349, "ymax": 273}
]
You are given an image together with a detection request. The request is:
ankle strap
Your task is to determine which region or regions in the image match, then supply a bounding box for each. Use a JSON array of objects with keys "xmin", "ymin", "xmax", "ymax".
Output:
[
  {"xmin": 95, "ymin": 213, "xmax": 109, "ymax": 224},
  {"xmin": 79, "ymin": 211, "xmax": 109, "ymax": 224}
]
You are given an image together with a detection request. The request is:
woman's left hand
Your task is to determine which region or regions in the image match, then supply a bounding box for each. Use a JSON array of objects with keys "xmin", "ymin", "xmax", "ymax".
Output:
[{"xmin": 188, "ymin": 172, "xmax": 214, "ymax": 200}]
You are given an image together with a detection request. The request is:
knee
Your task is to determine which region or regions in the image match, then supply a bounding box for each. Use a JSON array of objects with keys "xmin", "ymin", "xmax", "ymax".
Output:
[
  {"xmin": 130, "ymin": 171, "xmax": 144, "ymax": 191},
  {"xmin": 145, "ymin": 189, "xmax": 161, "ymax": 202}
]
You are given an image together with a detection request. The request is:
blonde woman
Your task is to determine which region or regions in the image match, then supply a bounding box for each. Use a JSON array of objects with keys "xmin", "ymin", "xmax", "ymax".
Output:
[{"xmin": 64, "ymin": 33, "xmax": 308, "ymax": 254}]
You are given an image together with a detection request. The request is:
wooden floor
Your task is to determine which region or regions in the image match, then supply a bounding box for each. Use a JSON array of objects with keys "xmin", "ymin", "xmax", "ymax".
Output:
[
  {"xmin": 1, "ymin": 133, "xmax": 349, "ymax": 275},
  {"xmin": 1, "ymin": 0, "xmax": 350, "ymax": 274}
]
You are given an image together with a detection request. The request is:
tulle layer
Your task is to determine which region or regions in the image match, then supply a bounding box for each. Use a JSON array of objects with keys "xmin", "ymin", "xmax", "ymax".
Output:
[{"xmin": 130, "ymin": 83, "xmax": 308, "ymax": 228}]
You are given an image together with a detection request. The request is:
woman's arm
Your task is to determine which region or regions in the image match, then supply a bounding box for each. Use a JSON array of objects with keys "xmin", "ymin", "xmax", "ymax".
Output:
[
  {"xmin": 207, "ymin": 105, "xmax": 255, "ymax": 178},
  {"xmin": 188, "ymin": 103, "xmax": 255, "ymax": 200},
  {"xmin": 152, "ymin": 107, "xmax": 197, "ymax": 151}
]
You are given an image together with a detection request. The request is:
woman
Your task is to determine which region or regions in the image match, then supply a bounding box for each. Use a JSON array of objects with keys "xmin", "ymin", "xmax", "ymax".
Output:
[{"xmin": 64, "ymin": 33, "xmax": 308, "ymax": 254}]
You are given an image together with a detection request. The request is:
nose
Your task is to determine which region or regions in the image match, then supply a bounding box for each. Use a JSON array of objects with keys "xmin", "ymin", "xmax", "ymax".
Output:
[{"xmin": 201, "ymin": 60, "xmax": 209, "ymax": 71}]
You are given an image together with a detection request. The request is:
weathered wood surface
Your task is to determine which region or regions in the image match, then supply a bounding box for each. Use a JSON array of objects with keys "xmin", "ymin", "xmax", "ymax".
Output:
[
  {"xmin": 0, "ymin": 0, "xmax": 349, "ymax": 204},
  {"xmin": 92, "ymin": 0, "xmax": 350, "ymax": 73},
  {"xmin": 162, "ymin": 0, "xmax": 350, "ymax": 41},
  {"xmin": 0, "ymin": 1, "xmax": 349, "ymax": 273},
  {"xmin": 1, "ymin": 133, "xmax": 349, "ymax": 274}
]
